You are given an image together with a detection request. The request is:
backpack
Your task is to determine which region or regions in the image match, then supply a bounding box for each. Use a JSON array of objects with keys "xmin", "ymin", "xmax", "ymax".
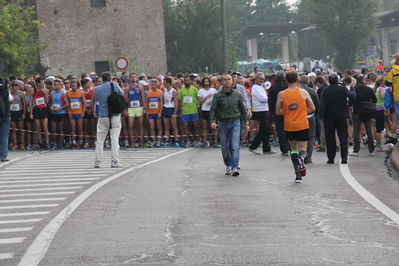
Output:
[
  {"xmin": 384, "ymin": 87, "xmax": 394, "ymax": 110},
  {"xmin": 358, "ymin": 101, "xmax": 376, "ymax": 118},
  {"xmin": 107, "ymin": 82, "xmax": 128, "ymax": 115}
]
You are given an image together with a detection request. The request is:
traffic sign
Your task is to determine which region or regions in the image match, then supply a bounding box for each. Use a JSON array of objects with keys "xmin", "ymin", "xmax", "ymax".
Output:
[{"xmin": 115, "ymin": 57, "xmax": 128, "ymax": 70}]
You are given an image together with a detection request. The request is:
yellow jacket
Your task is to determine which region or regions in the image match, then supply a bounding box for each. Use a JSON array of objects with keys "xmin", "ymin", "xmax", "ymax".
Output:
[{"xmin": 386, "ymin": 64, "xmax": 399, "ymax": 101}]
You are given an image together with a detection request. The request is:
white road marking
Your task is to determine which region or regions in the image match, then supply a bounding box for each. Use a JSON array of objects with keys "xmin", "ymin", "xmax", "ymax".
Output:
[
  {"xmin": 0, "ymin": 253, "xmax": 14, "ymax": 259},
  {"xmin": 0, "ymin": 182, "xmax": 92, "ymax": 188},
  {"xmin": 0, "ymin": 187, "xmax": 82, "ymax": 193},
  {"xmin": 0, "ymin": 212, "xmax": 50, "ymax": 217},
  {"xmin": 0, "ymin": 170, "xmax": 114, "ymax": 175},
  {"xmin": 0, "ymin": 204, "xmax": 58, "ymax": 210},
  {"xmin": 0, "ymin": 198, "xmax": 66, "ymax": 203},
  {"xmin": 0, "ymin": 178, "xmax": 99, "ymax": 184},
  {"xmin": 340, "ymin": 163, "xmax": 399, "ymax": 225},
  {"xmin": 19, "ymin": 149, "xmax": 192, "ymax": 266},
  {"xmin": 0, "ymin": 175, "xmax": 106, "ymax": 180},
  {"xmin": 0, "ymin": 219, "xmax": 41, "ymax": 224},
  {"xmin": 0, "ymin": 192, "xmax": 75, "ymax": 197},
  {"xmin": 0, "ymin": 237, "xmax": 26, "ymax": 244},
  {"xmin": 0, "ymin": 228, "xmax": 33, "ymax": 233}
]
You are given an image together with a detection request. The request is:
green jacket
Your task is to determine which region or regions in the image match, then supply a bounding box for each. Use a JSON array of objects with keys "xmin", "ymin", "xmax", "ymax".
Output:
[{"xmin": 209, "ymin": 88, "xmax": 249, "ymax": 124}]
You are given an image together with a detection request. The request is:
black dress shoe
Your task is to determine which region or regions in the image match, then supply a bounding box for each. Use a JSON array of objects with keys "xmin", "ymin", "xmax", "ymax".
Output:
[
  {"xmin": 341, "ymin": 160, "xmax": 347, "ymax": 164},
  {"xmin": 327, "ymin": 160, "xmax": 334, "ymax": 164}
]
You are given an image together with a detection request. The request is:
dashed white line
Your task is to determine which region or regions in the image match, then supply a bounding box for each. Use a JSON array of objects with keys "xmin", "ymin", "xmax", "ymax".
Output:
[
  {"xmin": 0, "ymin": 212, "xmax": 50, "ymax": 217},
  {"xmin": 0, "ymin": 219, "xmax": 42, "ymax": 224},
  {"xmin": 0, "ymin": 237, "xmax": 26, "ymax": 244},
  {"xmin": 0, "ymin": 178, "xmax": 99, "ymax": 184},
  {"xmin": 0, "ymin": 182, "xmax": 92, "ymax": 188},
  {"xmin": 340, "ymin": 163, "xmax": 399, "ymax": 225},
  {"xmin": 0, "ymin": 253, "xmax": 14, "ymax": 259},
  {"xmin": 0, "ymin": 204, "xmax": 58, "ymax": 210},
  {"xmin": 0, "ymin": 187, "xmax": 82, "ymax": 193},
  {"xmin": 0, "ymin": 198, "xmax": 66, "ymax": 203},
  {"xmin": 0, "ymin": 228, "xmax": 33, "ymax": 233},
  {"xmin": 0, "ymin": 192, "xmax": 75, "ymax": 197}
]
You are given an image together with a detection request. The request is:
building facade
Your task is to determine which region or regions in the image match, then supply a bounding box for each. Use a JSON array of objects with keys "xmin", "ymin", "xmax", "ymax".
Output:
[{"xmin": 32, "ymin": 0, "xmax": 167, "ymax": 76}]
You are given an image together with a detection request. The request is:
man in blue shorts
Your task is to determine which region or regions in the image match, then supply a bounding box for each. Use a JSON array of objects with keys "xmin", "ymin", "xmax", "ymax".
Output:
[{"xmin": 178, "ymin": 76, "xmax": 200, "ymax": 146}]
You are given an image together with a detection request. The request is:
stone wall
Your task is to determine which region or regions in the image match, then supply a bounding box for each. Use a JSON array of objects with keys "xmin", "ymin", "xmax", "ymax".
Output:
[{"xmin": 34, "ymin": 0, "xmax": 167, "ymax": 77}]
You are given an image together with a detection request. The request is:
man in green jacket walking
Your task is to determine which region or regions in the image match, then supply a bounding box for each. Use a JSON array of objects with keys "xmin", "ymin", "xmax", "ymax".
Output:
[{"xmin": 210, "ymin": 73, "xmax": 249, "ymax": 176}]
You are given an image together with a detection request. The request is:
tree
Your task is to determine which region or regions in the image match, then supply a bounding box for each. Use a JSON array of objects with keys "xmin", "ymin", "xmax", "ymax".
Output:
[
  {"xmin": 164, "ymin": 0, "xmax": 230, "ymax": 74},
  {"xmin": 0, "ymin": 0, "xmax": 46, "ymax": 76},
  {"xmin": 305, "ymin": 0, "xmax": 379, "ymax": 71}
]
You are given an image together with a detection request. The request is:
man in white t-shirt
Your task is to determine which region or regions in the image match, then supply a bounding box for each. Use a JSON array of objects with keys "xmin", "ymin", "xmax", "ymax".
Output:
[
  {"xmin": 197, "ymin": 77, "xmax": 218, "ymax": 146},
  {"xmin": 248, "ymin": 72, "xmax": 276, "ymax": 155}
]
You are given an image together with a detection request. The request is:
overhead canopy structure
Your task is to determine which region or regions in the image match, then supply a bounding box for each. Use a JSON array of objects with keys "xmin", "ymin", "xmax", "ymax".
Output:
[
  {"xmin": 241, "ymin": 10, "xmax": 399, "ymax": 64},
  {"xmin": 240, "ymin": 22, "xmax": 310, "ymax": 37}
]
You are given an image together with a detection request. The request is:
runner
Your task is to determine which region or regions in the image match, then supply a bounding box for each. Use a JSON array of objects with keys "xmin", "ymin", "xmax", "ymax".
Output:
[
  {"xmin": 30, "ymin": 77, "xmax": 50, "ymax": 150},
  {"xmin": 67, "ymin": 80, "xmax": 86, "ymax": 149},
  {"xmin": 275, "ymin": 71, "xmax": 315, "ymax": 183},
  {"xmin": 162, "ymin": 77, "xmax": 179, "ymax": 147},
  {"xmin": 126, "ymin": 78, "xmax": 146, "ymax": 147},
  {"xmin": 9, "ymin": 81, "xmax": 27, "ymax": 150},
  {"xmin": 82, "ymin": 78, "xmax": 95, "ymax": 148},
  {"xmin": 198, "ymin": 77, "xmax": 218, "ymax": 147},
  {"xmin": 178, "ymin": 76, "xmax": 200, "ymax": 147},
  {"xmin": 49, "ymin": 79, "xmax": 69, "ymax": 150},
  {"xmin": 146, "ymin": 79, "xmax": 163, "ymax": 146}
]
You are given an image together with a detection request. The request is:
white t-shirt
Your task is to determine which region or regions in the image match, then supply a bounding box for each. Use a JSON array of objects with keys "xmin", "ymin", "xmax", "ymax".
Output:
[{"xmin": 197, "ymin": 88, "xmax": 217, "ymax": 111}]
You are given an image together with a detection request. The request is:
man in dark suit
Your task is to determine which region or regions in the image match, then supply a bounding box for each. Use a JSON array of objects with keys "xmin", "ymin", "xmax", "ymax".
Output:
[{"xmin": 319, "ymin": 74, "xmax": 355, "ymax": 164}]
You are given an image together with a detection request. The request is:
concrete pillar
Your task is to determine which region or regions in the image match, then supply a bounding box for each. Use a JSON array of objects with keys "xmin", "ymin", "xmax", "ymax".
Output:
[
  {"xmin": 382, "ymin": 27, "xmax": 390, "ymax": 66},
  {"xmin": 281, "ymin": 35, "xmax": 289, "ymax": 62},
  {"xmin": 251, "ymin": 37, "xmax": 258, "ymax": 61}
]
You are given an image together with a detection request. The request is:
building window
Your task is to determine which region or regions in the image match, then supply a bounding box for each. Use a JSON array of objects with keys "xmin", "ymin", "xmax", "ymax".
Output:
[
  {"xmin": 91, "ymin": 0, "xmax": 106, "ymax": 7},
  {"xmin": 95, "ymin": 61, "xmax": 110, "ymax": 75}
]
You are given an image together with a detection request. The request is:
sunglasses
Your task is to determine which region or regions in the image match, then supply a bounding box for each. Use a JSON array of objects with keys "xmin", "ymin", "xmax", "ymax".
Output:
[{"xmin": 64, "ymin": 82, "xmax": 70, "ymax": 84}]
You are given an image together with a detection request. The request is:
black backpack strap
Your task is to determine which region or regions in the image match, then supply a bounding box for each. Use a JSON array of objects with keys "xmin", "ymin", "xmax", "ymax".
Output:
[{"xmin": 109, "ymin": 82, "xmax": 115, "ymax": 129}]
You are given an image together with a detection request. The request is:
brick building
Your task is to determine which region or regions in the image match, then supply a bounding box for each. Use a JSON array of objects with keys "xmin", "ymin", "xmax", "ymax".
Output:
[{"xmin": 29, "ymin": 0, "xmax": 167, "ymax": 77}]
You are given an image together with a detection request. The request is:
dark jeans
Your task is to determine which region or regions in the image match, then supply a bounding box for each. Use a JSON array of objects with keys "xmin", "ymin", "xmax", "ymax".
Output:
[
  {"xmin": 0, "ymin": 116, "xmax": 11, "ymax": 160},
  {"xmin": 306, "ymin": 116, "xmax": 315, "ymax": 161},
  {"xmin": 273, "ymin": 114, "xmax": 289, "ymax": 153},
  {"xmin": 249, "ymin": 111, "xmax": 271, "ymax": 152},
  {"xmin": 324, "ymin": 116, "xmax": 349, "ymax": 162}
]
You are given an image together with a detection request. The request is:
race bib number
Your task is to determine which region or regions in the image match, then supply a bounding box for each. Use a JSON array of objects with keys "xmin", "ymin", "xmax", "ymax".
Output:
[
  {"xmin": 86, "ymin": 99, "xmax": 91, "ymax": 107},
  {"xmin": 164, "ymin": 98, "xmax": 171, "ymax": 105},
  {"xmin": 149, "ymin": 102, "xmax": 158, "ymax": 109},
  {"xmin": 52, "ymin": 104, "xmax": 61, "ymax": 109},
  {"xmin": 10, "ymin": 104, "xmax": 20, "ymax": 111},
  {"xmin": 35, "ymin": 97, "xmax": 45, "ymax": 106},
  {"xmin": 183, "ymin": 96, "xmax": 193, "ymax": 104},
  {"xmin": 71, "ymin": 102, "xmax": 80, "ymax": 109},
  {"xmin": 130, "ymin": 100, "xmax": 140, "ymax": 108}
]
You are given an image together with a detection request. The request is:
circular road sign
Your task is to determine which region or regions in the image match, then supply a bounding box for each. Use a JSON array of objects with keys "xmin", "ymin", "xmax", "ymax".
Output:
[{"xmin": 115, "ymin": 57, "xmax": 128, "ymax": 70}]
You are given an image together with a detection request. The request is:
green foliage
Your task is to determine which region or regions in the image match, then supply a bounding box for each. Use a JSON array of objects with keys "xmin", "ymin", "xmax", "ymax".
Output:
[
  {"xmin": 0, "ymin": 0, "xmax": 46, "ymax": 76},
  {"xmin": 305, "ymin": 0, "xmax": 380, "ymax": 71},
  {"xmin": 379, "ymin": 0, "xmax": 399, "ymax": 11},
  {"xmin": 228, "ymin": 0, "xmax": 295, "ymax": 61}
]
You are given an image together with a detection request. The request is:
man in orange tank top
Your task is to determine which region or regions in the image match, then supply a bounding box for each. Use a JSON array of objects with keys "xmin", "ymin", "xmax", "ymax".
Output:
[{"xmin": 275, "ymin": 71, "xmax": 315, "ymax": 183}]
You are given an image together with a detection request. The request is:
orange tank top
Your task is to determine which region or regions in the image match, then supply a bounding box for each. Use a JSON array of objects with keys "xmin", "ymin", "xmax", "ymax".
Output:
[
  {"xmin": 147, "ymin": 89, "xmax": 162, "ymax": 114},
  {"xmin": 67, "ymin": 89, "xmax": 83, "ymax": 115},
  {"xmin": 282, "ymin": 87, "xmax": 309, "ymax": 131}
]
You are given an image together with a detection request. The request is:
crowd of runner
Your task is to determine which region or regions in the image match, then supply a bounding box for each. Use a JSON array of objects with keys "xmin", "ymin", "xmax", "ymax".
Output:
[{"xmin": 2, "ymin": 60, "xmax": 398, "ymax": 155}]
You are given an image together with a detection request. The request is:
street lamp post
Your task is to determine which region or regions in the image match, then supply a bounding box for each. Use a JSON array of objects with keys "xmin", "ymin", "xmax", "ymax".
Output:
[{"xmin": 221, "ymin": 0, "xmax": 228, "ymax": 72}]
